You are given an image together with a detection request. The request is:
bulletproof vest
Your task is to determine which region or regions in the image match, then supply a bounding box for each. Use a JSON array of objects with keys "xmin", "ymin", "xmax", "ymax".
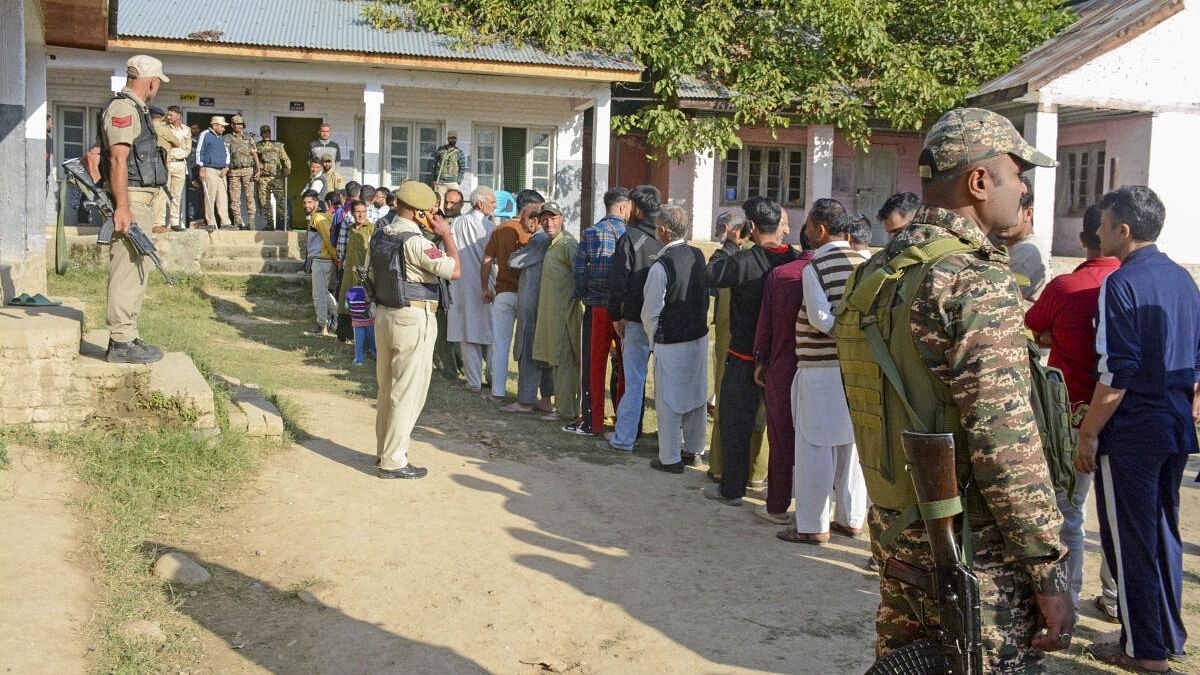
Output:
[
  {"xmin": 833, "ymin": 237, "xmax": 983, "ymax": 515},
  {"xmin": 258, "ymin": 142, "xmax": 284, "ymax": 174},
  {"xmin": 655, "ymin": 244, "xmax": 709, "ymax": 345},
  {"xmin": 369, "ymin": 229, "xmax": 439, "ymax": 308},
  {"xmin": 436, "ymin": 147, "xmax": 461, "ymax": 179},
  {"xmin": 98, "ymin": 92, "xmax": 167, "ymax": 189},
  {"xmin": 227, "ymin": 134, "xmax": 255, "ymax": 168}
]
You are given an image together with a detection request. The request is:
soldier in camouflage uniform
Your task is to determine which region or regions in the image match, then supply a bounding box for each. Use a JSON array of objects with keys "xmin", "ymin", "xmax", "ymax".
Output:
[
  {"xmin": 224, "ymin": 114, "xmax": 260, "ymax": 230},
  {"xmin": 256, "ymin": 125, "xmax": 291, "ymax": 231},
  {"xmin": 861, "ymin": 108, "xmax": 1074, "ymax": 671}
]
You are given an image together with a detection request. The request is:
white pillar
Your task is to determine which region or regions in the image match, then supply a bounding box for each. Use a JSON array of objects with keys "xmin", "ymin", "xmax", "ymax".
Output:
[
  {"xmin": 591, "ymin": 89, "xmax": 611, "ymax": 227},
  {"xmin": 25, "ymin": 43, "xmax": 48, "ymax": 242},
  {"xmin": 806, "ymin": 125, "xmax": 834, "ymax": 207},
  {"xmin": 361, "ymin": 83, "xmax": 384, "ymax": 187},
  {"xmin": 556, "ymin": 110, "xmax": 586, "ymax": 237},
  {"xmin": 691, "ymin": 150, "xmax": 715, "ymax": 240},
  {"xmin": 1023, "ymin": 105, "xmax": 1058, "ymax": 261},
  {"xmin": 1147, "ymin": 112, "xmax": 1200, "ymax": 265},
  {"xmin": 110, "ymin": 68, "xmax": 124, "ymax": 94}
]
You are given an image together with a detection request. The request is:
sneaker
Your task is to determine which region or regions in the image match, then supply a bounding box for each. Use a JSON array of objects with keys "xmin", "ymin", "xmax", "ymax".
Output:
[
  {"xmin": 561, "ymin": 419, "xmax": 593, "ymax": 436},
  {"xmin": 747, "ymin": 479, "xmax": 768, "ymax": 490},
  {"xmin": 596, "ymin": 439, "xmax": 633, "ymax": 454},
  {"xmin": 106, "ymin": 339, "xmax": 164, "ymax": 364},
  {"xmin": 702, "ymin": 484, "xmax": 742, "ymax": 506}
]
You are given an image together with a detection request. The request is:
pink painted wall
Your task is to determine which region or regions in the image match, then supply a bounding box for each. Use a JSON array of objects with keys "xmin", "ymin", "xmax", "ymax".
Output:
[{"xmin": 1051, "ymin": 114, "xmax": 1152, "ymax": 255}]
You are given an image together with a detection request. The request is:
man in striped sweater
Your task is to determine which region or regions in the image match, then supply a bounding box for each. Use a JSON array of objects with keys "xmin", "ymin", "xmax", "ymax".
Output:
[{"xmin": 779, "ymin": 200, "xmax": 869, "ymax": 544}]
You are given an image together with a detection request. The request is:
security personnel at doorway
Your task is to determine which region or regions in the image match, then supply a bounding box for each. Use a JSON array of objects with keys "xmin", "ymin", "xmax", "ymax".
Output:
[
  {"xmin": 98, "ymin": 54, "xmax": 169, "ymax": 364},
  {"xmin": 370, "ymin": 181, "xmax": 461, "ymax": 479}
]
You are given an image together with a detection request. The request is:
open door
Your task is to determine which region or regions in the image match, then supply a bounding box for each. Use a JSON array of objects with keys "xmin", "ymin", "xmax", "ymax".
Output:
[
  {"xmin": 276, "ymin": 117, "xmax": 323, "ymax": 228},
  {"xmin": 854, "ymin": 148, "xmax": 897, "ymax": 247}
]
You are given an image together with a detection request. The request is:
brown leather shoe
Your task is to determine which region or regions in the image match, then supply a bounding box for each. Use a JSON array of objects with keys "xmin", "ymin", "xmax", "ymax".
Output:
[{"xmin": 830, "ymin": 522, "xmax": 863, "ymax": 538}]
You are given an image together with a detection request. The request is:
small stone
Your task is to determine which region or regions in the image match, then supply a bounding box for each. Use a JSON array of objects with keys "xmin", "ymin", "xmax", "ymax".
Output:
[
  {"xmin": 254, "ymin": 549, "xmax": 266, "ymax": 557},
  {"xmin": 295, "ymin": 581, "xmax": 335, "ymax": 605},
  {"xmin": 153, "ymin": 552, "xmax": 212, "ymax": 586},
  {"xmin": 119, "ymin": 620, "xmax": 166, "ymax": 645}
]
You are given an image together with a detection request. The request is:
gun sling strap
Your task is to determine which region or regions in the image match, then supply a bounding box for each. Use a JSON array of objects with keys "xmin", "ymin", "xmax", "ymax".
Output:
[{"xmin": 854, "ymin": 236, "xmax": 980, "ymax": 565}]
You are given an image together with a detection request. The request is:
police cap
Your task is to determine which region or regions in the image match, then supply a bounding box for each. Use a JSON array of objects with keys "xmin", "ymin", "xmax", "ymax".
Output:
[
  {"xmin": 919, "ymin": 107, "xmax": 1056, "ymax": 179},
  {"xmin": 396, "ymin": 181, "xmax": 437, "ymax": 211}
]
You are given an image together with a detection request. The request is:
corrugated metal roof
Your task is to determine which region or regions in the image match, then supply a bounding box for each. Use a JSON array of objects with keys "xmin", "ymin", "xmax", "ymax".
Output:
[
  {"xmin": 114, "ymin": 0, "xmax": 642, "ymax": 72},
  {"xmin": 970, "ymin": 0, "xmax": 1184, "ymax": 104}
]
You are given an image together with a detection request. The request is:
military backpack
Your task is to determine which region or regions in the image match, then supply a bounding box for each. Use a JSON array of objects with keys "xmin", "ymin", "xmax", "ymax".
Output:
[{"xmin": 833, "ymin": 235, "xmax": 1077, "ymax": 548}]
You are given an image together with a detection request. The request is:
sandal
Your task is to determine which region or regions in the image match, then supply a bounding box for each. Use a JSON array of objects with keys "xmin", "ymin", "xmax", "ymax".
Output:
[
  {"xmin": 1086, "ymin": 642, "xmax": 1175, "ymax": 674},
  {"xmin": 830, "ymin": 522, "xmax": 863, "ymax": 538},
  {"xmin": 775, "ymin": 529, "xmax": 830, "ymax": 545}
]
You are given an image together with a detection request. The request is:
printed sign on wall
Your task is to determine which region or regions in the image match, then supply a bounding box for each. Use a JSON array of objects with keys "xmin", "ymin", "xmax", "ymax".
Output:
[
  {"xmin": 199, "ymin": 97, "xmax": 215, "ymax": 107},
  {"xmin": 289, "ymin": 101, "xmax": 305, "ymax": 111},
  {"xmin": 179, "ymin": 93, "xmax": 197, "ymax": 104}
]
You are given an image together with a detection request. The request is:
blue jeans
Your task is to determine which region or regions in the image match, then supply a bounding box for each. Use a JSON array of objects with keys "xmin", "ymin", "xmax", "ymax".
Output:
[
  {"xmin": 353, "ymin": 325, "xmax": 376, "ymax": 364},
  {"xmin": 610, "ymin": 323, "xmax": 650, "ymax": 450}
]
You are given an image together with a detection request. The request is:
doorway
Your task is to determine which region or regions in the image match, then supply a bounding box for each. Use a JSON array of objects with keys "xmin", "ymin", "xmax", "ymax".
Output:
[
  {"xmin": 276, "ymin": 116, "xmax": 323, "ymax": 228},
  {"xmin": 854, "ymin": 148, "xmax": 897, "ymax": 246}
]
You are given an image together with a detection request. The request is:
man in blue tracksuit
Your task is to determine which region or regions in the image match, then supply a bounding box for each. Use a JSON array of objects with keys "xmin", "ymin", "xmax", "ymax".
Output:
[{"xmin": 1076, "ymin": 185, "xmax": 1200, "ymax": 674}]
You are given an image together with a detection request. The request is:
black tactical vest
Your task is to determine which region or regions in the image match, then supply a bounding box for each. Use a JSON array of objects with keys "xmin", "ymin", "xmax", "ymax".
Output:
[
  {"xmin": 369, "ymin": 229, "xmax": 440, "ymax": 308},
  {"xmin": 654, "ymin": 243, "xmax": 709, "ymax": 344},
  {"xmin": 97, "ymin": 92, "xmax": 168, "ymax": 189}
]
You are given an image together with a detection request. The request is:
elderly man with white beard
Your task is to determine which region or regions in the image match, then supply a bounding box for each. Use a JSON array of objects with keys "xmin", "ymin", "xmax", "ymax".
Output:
[{"xmin": 447, "ymin": 186, "xmax": 497, "ymax": 394}]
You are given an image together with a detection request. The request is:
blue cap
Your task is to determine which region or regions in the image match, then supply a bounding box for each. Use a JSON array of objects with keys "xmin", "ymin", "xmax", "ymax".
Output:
[
  {"xmin": 148, "ymin": 106, "xmax": 164, "ymax": 116},
  {"xmin": 494, "ymin": 189, "xmax": 517, "ymax": 219}
]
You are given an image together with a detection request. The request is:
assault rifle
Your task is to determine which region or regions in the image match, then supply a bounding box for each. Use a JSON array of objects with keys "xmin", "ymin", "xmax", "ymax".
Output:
[
  {"xmin": 867, "ymin": 431, "xmax": 983, "ymax": 675},
  {"xmin": 61, "ymin": 158, "xmax": 173, "ymax": 285}
]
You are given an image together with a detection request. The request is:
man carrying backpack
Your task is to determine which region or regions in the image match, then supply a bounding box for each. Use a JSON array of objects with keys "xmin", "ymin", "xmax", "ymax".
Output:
[{"xmin": 837, "ymin": 108, "xmax": 1073, "ymax": 672}]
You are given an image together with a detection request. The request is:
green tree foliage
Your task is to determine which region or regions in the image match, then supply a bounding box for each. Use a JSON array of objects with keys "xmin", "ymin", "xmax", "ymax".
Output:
[{"xmin": 362, "ymin": 0, "xmax": 1073, "ymax": 156}]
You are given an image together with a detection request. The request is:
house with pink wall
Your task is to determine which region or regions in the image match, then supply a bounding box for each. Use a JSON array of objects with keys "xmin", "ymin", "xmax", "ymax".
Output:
[{"xmin": 971, "ymin": 0, "xmax": 1200, "ymax": 264}]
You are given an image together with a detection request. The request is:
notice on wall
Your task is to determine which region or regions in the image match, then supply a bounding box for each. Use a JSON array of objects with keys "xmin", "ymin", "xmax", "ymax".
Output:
[
  {"xmin": 199, "ymin": 97, "xmax": 215, "ymax": 107},
  {"xmin": 179, "ymin": 93, "xmax": 197, "ymax": 104},
  {"xmin": 289, "ymin": 101, "xmax": 305, "ymax": 111}
]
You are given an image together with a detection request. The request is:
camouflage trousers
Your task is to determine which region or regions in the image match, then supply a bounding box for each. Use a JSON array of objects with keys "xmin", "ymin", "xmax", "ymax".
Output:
[
  {"xmin": 256, "ymin": 175, "xmax": 286, "ymax": 230},
  {"xmin": 228, "ymin": 167, "xmax": 256, "ymax": 227},
  {"xmin": 868, "ymin": 505, "xmax": 1044, "ymax": 674}
]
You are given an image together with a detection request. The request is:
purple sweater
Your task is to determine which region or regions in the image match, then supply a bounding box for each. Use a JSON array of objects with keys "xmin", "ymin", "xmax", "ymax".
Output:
[{"xmin": 753, "ymin": 251, "xmax": 815, "ymax": 385}]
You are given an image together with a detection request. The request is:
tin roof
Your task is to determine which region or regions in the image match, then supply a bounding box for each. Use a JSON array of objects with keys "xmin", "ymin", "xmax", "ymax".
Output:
[
  {"xmin": 970, "ymin": 0, "xmax": 1185, "ymax": 105},
  {"xmin": 113, "ymin": 0, "xmax": 642, "ymax": 73}
]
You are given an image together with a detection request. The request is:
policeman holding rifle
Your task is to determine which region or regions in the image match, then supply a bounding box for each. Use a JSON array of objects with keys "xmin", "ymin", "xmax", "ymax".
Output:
[
  {"xmin": 370, "ymin": 181, "xmax": 460, "ymax": 479},
  {"xmin": 98, "ymin": 55, "xmax": 170, "ymax": 364}
]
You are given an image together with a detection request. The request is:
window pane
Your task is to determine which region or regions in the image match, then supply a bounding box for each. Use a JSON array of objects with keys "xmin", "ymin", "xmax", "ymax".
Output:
[
  {"xmin": 787, "ymin": 149, "xmax": 805, "ymax": 206},
  {"xmin": 747, "ymin": 148, "xmax": 762, "ymax": 197},
  {"xmin": 62, "ymin": 108, "xmax": 86, "ymax": 161},
  {"xmin": 474, "ymin": 126, "xmax": 498, "ymax": 189},
  {"xmin": 766, "ymin": 149, "xmax": 782, "ymax": 201},
  {"xmin": 501, "ymin": 127, "xmax": 527, "ymax": 192},
  {"xmin": 388, "ymin": 125, "xmax": 410, "ymax": 183},
  {"xmin": 723, "ymin": 149, "xmax": 740, "ymax": 202},
  {"xmin": 529, "ymin": 129, "xmax": 552, "ymax": 194},
  {"xmin": 418, "ymin": 125, "xmax": 439, "ymax": 184},
  {"xmin": 1095, "ymin": 150, "xmax": 1106, "ymax": 204}
]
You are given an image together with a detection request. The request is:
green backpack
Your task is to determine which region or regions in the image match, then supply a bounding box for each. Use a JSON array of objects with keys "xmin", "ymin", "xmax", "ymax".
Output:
[{"xmin": 835, "ymin": 235, "xmax": 1077, "ymax": 545}]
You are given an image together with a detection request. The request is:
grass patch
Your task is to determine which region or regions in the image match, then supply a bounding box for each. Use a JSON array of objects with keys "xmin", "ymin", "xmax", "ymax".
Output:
[
  {"xmin": 0, "ymin": 435, "xmax": 8, "ymax": 470},
  {"xmin": 4, "ymin": 423, "xmax": 281, "ymax": 673}
]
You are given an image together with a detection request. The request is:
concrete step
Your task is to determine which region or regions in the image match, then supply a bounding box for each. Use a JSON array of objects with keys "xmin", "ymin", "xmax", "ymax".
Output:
[
  {"xmin": 203, "ymin": 270, "xmax": 308, "ymax": 283},
  {"xmin": 202, "ymin": 257, "xmax": 306, "ymax": 274},
  {"xmin": 207, "ymin": 244, "xmax": 301, "ymax": 259}
]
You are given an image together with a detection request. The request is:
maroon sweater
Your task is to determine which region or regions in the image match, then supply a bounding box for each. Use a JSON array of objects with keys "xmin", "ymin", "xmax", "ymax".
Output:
[{"xmin": 754, "ymin": 250, "xmax": 816, "ymax": 385}]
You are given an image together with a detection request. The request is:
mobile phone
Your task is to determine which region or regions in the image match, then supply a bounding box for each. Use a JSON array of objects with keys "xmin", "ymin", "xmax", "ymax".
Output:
[{"xmin": 414, "ymin": 210, "xmax": 431, "ymax": 228}]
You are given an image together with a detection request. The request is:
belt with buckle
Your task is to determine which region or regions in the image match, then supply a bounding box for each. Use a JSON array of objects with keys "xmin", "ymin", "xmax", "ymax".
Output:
[{"xmin": 408, "ymin": 299, "xmax": 438, "ymax": 311}]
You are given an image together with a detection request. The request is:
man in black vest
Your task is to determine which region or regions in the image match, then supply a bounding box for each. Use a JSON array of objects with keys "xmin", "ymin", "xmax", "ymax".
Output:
[
  {"xmin": 98, "ymin": 54, "xmax": 170, "ymax": 364},
  {"xmin": 601, "ymin": 185, "xmax": 665, "ymax": 452},
  {"xmin": 640, "ymin": 204, "xmax": 710, "ymax": 473},
  {"xmin": 703, "ymin": 196, "xmax": 799, "ymax": 504}
]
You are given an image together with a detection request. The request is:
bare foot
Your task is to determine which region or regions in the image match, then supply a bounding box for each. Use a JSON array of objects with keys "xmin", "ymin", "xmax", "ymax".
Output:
[{"xmin": 500, "ymin": 403, "xmax": 533, "ymax": 413}]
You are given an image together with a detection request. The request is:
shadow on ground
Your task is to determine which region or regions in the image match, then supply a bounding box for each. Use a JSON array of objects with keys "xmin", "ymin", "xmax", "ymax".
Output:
[{"xmin": 151, "ymin": 543, "xmax": 488, "ymax": 674}]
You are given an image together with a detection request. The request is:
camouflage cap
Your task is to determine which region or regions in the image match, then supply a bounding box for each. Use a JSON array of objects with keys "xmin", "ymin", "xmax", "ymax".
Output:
[
  {"xmin": 396, "ymin": 181, "xmax": 437, "ymax": 211},
  {"xmin": 919, "ymin": 107, "xmax": 1056, "ymax": 178},
  {"xmin": 230, "ymin": 115, "xmax": 245, "ymax": 125},
  {"xmin": 538, "ymin": 201, "xmax": 564, "ymax": 217}
]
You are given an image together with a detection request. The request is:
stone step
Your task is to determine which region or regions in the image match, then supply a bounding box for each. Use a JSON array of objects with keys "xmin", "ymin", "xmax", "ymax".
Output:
[
  {"xmin": 207, "ymin": 243, "xmax": 301, "ymax": 260},
  {"xmin": 202, "ymin": 257, "xmax": 306, "ymax": 274},
  {"xmin": 203, "ymin": 270, "xmax": 309, "ymax": 283}
]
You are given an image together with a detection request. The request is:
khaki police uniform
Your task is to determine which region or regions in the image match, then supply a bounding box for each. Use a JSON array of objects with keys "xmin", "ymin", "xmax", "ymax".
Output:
[
  {"xmin": 225, "ymin": 122, "xmax": 259, "ymax": 228},
  {"xmin": 256, "ymin": 134, "xmax": 291, "ymax": 230},
  {"xmin": 101, "ymin": 87, "xmax": 158, "ymax": 343},
  {"xmin": 165, "ymin": 122, "xmax": 192, "ymax": 229},
  {"xmin": 375, "ymin": 215, "xmax": 456, "ymax": 471}
]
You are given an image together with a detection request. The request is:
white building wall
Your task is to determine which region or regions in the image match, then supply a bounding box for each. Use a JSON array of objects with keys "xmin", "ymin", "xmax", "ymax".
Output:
[
  {"xmin": 1042, "ymin": 3, "xmax": 1200, "ymax": 112},
  {"xmin": 1147, "ymin": 112, "xmax": 1200, "ymax": 265}
]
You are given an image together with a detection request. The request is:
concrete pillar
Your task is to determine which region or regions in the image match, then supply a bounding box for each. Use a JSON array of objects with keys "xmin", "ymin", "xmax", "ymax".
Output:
[
  {"xmin": 591, "ymin": 89, "xmax": 611, "ymax": 228},
  {"xmin": 806, "ymin": 125, "xmax": 834, "ymax": 208},
  {"xmin": 691, "ymin": 150, "xmax": 715, "ymax": 240},
  {"xmin": 1147, "ymin": 112, "xmax": 1200, "ymax": 265},
  {"xmin": 556, "ymin": 109, "xmax": 586, "ymax": 237},
  {"xmin": 1023, "ymin": 106, "xmax": 1057, "ymax": 267},
  {"xmin": 0, "ymin": 0, "xmax": 47, "ymax": 300},
  {"xmin": 110, "ymin": 68, "xmax": 124, "ymax": 94},
  {"xmin": 361, "ymin": 83, "xmax": 384, "ymax": 187}
]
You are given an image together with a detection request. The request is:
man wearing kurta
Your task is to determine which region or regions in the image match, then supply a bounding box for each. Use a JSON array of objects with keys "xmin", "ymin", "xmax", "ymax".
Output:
[
  {"xmin": 533, "ymin": 202, "xmax": 583, "ymax": 422},
  {"xmin": 447, "ymin": 187, "xmax": 497, "ymax": 393}
]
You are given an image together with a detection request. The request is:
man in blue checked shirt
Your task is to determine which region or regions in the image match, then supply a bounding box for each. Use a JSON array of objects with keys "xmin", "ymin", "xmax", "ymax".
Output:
[
  {"xmin": 566, "ymin": 187, "xmax": 632, "ymax": 436},
  {"xmin": 1076, "ymin": 185, "xmax": 1200, "ymax": 675}
]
